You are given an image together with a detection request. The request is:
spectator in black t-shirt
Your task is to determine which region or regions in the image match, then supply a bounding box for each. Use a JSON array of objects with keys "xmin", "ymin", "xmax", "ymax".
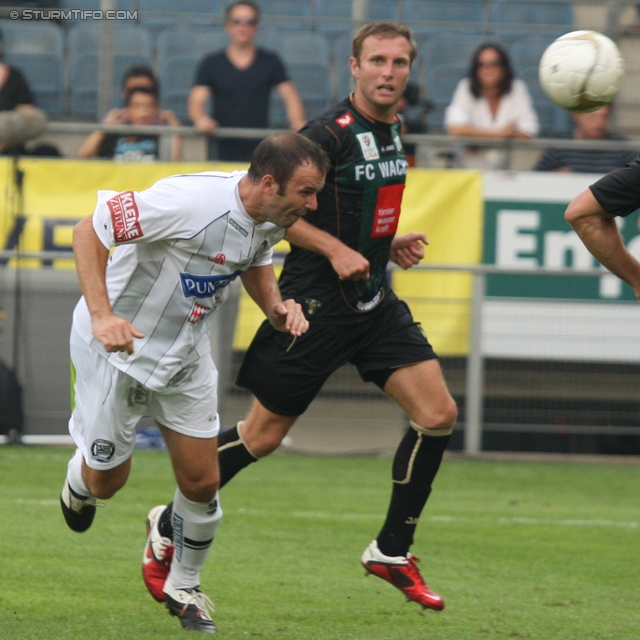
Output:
[
  {"xmin": 535, "ymin": 105, "xmax": 638, "ymax": 174},
  {"xmin": 77, "ymin": 87, "xmax": 181, "ymax": 161},
  {"xmin": 188, "ymin": 1, "xmax": 306, "ymax": 161}
]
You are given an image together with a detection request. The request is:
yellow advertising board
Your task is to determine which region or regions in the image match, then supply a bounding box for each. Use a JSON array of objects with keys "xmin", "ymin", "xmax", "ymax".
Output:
[{"xmin": 0, "ymin": 159, "xmax": 483, "ymax": 356}]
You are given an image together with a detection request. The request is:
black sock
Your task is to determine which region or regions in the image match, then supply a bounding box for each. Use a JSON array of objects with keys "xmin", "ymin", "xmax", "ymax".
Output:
[
  {"xmin": 158, "ymin": 503, "xmax": 173, "ymax": 539},
  {"xmin": 376, "ymin": 429, "xmax": 450, "ymax": 558},
  {"xmin": 218, "ymin": 424, "xmax": 258, "ymax": 488}
]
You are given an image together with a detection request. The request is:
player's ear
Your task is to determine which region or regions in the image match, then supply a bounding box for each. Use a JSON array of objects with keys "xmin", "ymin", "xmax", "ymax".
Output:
[
  {"xmin": 261, "ymin": 174, "xmax": 278, "ymax": 196},
  {"xmin": 349, "ymin": 56, "xmax": 359, "ymax": 78}
]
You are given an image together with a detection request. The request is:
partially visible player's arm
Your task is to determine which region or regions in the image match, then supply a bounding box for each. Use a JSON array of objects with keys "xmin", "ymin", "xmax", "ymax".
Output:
[
  {"xmin": 240, "ymin": 265, "xmax": 308, "ymax": 336},
  {"xmin": 285, "ymin": 218, "xmax": 370, "ymax": 280},
  {"xmin": 276, "ymin": 81, "xmax": 306, "ymax": 131},
  {"xmin": 390, "ymin": 232, "xmax": 428, "ymax": 269},
  {"xmin": 73, "ymin": 216, "xmax": 144, "ymax": 353},
  {"xmin": 565, "ymin": 188, "xmax": 640, "ymax": 300}
]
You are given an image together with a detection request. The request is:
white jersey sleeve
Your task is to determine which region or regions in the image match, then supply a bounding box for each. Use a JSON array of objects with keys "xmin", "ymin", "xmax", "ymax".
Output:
[{"xmin": 92, "ymin": 174, "xmax": 221, "ymax": 249}]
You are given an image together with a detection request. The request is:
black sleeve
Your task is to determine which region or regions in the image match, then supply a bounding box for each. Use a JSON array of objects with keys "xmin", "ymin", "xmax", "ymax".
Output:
[
  {"xmin": 300, "ymin": 120, "xmax": 340, "ymax": 165},
  {"xmin": 2, "ymin": 67, "xmax": 35, "ymax": 109},
  {"xmin": 589, "ymin": 158, "xmax": 640, "ymax": 217},
  {"xmin": 193, "ymin": 54, "xmax": 218, "ymax": 88},
  {"xmin": 267, "ymin": 52, "xmax": 289, "ymax": 87}
]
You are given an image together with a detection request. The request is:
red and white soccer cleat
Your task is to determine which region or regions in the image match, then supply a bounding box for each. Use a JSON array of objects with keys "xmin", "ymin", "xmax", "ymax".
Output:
[
  {"xmin": 142, "ymin": 504, "xmax": 174, "ymax": 603},
  {"xmin": 361, "ymin": 540, "xmax": 445, "ymax": 611}
]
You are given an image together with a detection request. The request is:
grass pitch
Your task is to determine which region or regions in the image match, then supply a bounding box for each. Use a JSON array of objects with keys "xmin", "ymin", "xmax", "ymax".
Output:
[{"xmin": 0, "ymin": 446, "xmax": 639, "ymax": 640}]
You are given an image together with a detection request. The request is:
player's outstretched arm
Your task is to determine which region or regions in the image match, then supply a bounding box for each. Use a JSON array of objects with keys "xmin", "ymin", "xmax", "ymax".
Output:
[
  {"xmin": 565, "ymin": 188, "xmax": 640, "ymax": 300},
  {"xmin": 390, "ymin": 232, "xmax": 428, "ymax": 270},
  {"xmin": 240, "ymin": 265, "xmax": 308, "ymax": 335},
  {"xmin": 73, "ymin": 217, "xmax": 145, "ymax": 353},
  {"xmin": 285, "ymin": 218, "xmax": 370, "ymax": 281}
]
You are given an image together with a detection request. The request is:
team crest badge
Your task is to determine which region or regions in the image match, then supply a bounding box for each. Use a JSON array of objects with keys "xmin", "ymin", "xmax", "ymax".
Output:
[
  {"xmin": 305, "ymin": 298, "xmax": 322, "ymax": 315},
  {"xmin": 356, "ymin": 132, "xmax": 379, "ymax": 160}
]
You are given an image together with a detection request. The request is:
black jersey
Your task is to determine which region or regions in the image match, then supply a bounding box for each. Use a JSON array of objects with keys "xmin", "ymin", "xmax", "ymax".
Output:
[
  {"xmin": 280, "ymin": 97, "xmax": 409, "ymax": 323},
  {"xmin": 590, "ymin": 156, "xmax": 640, "ymax": 218}
]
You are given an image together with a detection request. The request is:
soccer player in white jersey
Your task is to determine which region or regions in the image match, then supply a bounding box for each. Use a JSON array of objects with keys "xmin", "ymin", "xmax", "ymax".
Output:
[{"xmin": 60, "ymin": 132, "xmax": 329, "ymax": 634}]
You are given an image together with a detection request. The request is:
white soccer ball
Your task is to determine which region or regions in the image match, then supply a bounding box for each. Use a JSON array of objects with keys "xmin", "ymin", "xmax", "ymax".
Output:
[{"xmin": 538, "ymin": 30, "xmax": 624, "ymax": 113}]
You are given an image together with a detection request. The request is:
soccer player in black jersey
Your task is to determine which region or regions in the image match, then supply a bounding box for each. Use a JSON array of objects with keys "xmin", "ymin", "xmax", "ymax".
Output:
[
  {"xmin": 565, "ymin": 158, "xmax": 640, "ymax": 297},
  {"xmin": 144, "ymin": 22, "xmax": 457, "ymax": 613}
]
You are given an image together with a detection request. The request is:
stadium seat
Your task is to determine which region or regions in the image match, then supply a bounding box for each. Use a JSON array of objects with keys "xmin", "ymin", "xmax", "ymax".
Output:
[
  {"xmin": 402, "ymin": 0, "xmax": 485, "ymax": 25},
  {"xmin": 160, "ymin": 55, "xmax": 202, "ymax": 122},
  {"xmin": 495, "ymin": 30, "xmax": 566, "ymax": 76},
  {"xmin": 157, "ymin": 26, "xmax": 227, "ymax": 122},
  {"xmin": 425, "ymin": 63, "xmax": 468, "ymax": 131},
  {"xmin": 490, "ymin": 1, "xmax": 574, "ymax": 27},
  {"xmin": 69, "ymin": 24, "xmax": 152, "ymax": 116},
  {"xmin": 260, "ymin": 0, "xmax": 313, "ymax": 29},
  {"xmin": 136, "ymin": 0, "xmax": 223, "ymax": 29},
  {"xmin": 280, "ymin": 32, "xmax": 329, "ymax": 65},
  {"xmin": 156, "ymin": 26, "xmax": 227, "ymax": 72},
  {"xmin": 1, "ymin": 22, "xmax": 64, "ymax": 114},
  {"xmin": 421, "ymin": 30, "xmax": 487, "ymax": 70}
]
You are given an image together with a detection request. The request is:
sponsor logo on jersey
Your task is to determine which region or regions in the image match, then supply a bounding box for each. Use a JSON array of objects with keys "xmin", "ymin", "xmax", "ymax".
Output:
[
  {"xmin": 180, "ymin": 270, "xmax": 242, "ymax": 299},
  {"xmin": 356, "ymin": 132, "xmax": 380, "ymax": 160},
  {"xmin": 356, "ymin": 289, "xmax": 383, "ymax": 311},
  {"xmin": 371, "ymin": 183, "xmax": 405, "ymax": 238},
  {"xmin": 304, "ymin": 298, "xmax": 322, "ymax": 315},
  {"xmin": 107, "ymin": 190, "xmax": 143, "ymax": 243},
  {"xmin": 336, "ymin": 112, "xmax": 354, "ymax": 127},
  {"xmin": 187, "ymin": 302, "xmax": 212, "ymax": 324},
  {"xmin": 91, "ymin": 439, "xmax": 115, "ymax": 462},
  {"xmin": 207, "ymin": 253, "xmax": 226, "ymax": 265},
  {"xmin": 168, "ymin": 363, "xmax": 199, "ymax": 387},
  {"xmin": 228, "ymin": 218, "xmax": 248, "ymax": 237}
]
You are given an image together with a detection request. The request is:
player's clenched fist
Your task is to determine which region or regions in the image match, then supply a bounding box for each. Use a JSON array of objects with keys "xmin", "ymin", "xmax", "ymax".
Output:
[
  {"xmin": 267, "ymin": 299, "xmax": 309, "ymax": 336},
  {"xmin": 91, "ymin": 312, "xmax": 145, "ymax": 354}
]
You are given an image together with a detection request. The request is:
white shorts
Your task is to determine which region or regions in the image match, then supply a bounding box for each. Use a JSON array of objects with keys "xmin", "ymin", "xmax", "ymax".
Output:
[{"xmin": 69, "ymin": 327, "xmax": 219, "ymax": 470}]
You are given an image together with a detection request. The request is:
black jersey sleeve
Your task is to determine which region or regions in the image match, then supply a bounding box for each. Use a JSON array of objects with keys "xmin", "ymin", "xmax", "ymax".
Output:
[
  {"xmin": 300, "ymin": 120, "xmax": 340, "ymax": 163},
  {"xmin": 589, "ymin": 158, "xmax": 640, "ymax": 217}
]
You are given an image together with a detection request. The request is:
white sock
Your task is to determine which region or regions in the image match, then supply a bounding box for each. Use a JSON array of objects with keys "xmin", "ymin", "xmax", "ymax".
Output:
[
  {"xmin": 67, "ymin": 448, "xmax": 92, "ymax": 497},
  {"xmin": 169, "ymin": 488, "xmax": 223, "ymax": 590}
]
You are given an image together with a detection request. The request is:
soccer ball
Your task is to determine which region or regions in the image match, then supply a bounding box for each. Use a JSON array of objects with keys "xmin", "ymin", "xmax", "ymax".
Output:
[{"xmin": 538, "ymin": 30, "xmax": 624, "ymax": 113}]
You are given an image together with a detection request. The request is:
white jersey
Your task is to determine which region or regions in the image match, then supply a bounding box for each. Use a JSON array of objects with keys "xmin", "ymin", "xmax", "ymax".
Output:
[{"xmin": 72, "ymin": 171, "xmax": 286, "ymax": 391}]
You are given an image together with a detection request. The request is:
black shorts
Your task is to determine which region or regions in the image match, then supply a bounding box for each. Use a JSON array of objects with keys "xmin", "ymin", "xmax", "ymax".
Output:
[{"xmin": 236, "ymin": 298, "xmax": 438, "ymax": 417}]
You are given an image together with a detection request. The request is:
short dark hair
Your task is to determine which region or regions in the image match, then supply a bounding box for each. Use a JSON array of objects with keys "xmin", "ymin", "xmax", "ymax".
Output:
[
  {"xmin": 224, "ymin": 1, "xmax": 260, "ymax": 23},
  {"xmin": 125, "ymin": 86, "xmax": 158, "ymax": 106},
  {"xmin": 469, "ymin": 43, "xmax": 514, "ymax": 98},
  {"xmin": 248, "ymin": 132, "xmax": 330, "ymax": 194},
  {"xmin": 352, "ymin": 22, "xmax": 417, "ymax": 64},
  {"xmin": 122, "ymin": 64, "xmax": 159, "ymax": 95}
]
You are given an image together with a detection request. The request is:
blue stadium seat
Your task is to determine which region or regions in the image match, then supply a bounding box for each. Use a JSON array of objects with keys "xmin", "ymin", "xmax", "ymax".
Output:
[
  {"xmin": 156, "ymin": 26, "xmax": 227, "ymax": 71},
  {"xmin": 1, "ymin": 22, "xmax": 65, "ymax": 114},
  {"xmin": 160, "ymin": 55, "xmax": 202, "ymax": 122},
  {"xmin": 260, "ymin": 0, "xmax": 313, "ymax": 29},
  {"xmin": 157, "ymin": 26, "xmax": 227, "ymax": 121},
  {"xmin": 495, "ymin": 30, "xmax": 565, "ymax": 76},
  {"xmin": 69, "ymin": 24, "xmax": 152, "ymax": 116},
  {"xmin": 420, "ymin": 30, "xmax": 486, "ymax": 72},
  {"xmin": 490, "ymin": 1, "xmax": 574, "ymax": 27},
  {"xmin": 425, "ymin": 63, "xmax": 468, "ymax": 130},
  {"xmin": 402, "ymin": 0, "xmax": 485, "ymax": 24},
  {"xmin": 280, "ymin": 32, "xmax": 329, "ymax": 65}
]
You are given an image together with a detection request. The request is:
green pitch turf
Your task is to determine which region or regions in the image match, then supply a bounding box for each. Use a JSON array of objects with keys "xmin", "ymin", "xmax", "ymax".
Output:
[{"xmin": 0, "ymin": 446, "xmax": 639, "ymax": 639}]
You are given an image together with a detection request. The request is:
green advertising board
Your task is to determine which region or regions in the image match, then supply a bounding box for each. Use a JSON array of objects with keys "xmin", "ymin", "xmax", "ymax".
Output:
[{"xmin": 483, "ymin": 172, "xmax": 640, "ymax": 301}]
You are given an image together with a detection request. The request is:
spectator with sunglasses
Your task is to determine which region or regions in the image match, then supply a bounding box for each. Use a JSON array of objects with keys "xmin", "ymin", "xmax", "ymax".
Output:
[
  {"xmin": 445, "ymin": 42, "xmax": 539, "ymax": 169},
  {"xmin": 188, "ymin": 1, "xmax": 306, "ymax": 162}
]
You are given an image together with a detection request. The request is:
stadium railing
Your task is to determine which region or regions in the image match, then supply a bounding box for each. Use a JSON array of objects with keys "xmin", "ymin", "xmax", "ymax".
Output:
[{"xmin": 42, "ymin": 122, "xmax": 640, "ymax": 168}]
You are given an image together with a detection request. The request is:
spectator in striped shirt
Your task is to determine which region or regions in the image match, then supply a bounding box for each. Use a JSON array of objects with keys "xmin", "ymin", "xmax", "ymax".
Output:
[{"xmin": 535, "ymin": 105, "xmax": 638, "ymax": 174}]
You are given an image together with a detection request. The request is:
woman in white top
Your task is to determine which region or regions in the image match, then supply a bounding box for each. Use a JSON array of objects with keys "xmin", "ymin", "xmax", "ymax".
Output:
[{"xmin": 445, "ymin": 43, "xmax": 539, "ymax": 169}]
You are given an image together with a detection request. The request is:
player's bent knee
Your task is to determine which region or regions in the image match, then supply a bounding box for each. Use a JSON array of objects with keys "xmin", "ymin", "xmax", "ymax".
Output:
[
  {"xmin": 411, "ymin": 398, "xmax": 457, "ymax": 434},
  {"xmin": 179, "ymin": 476, "xmax": 219, "ymax": 503},
  {"xmin": 85, "ymin": 472, "xmax": 127, "ymax": 500}
]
